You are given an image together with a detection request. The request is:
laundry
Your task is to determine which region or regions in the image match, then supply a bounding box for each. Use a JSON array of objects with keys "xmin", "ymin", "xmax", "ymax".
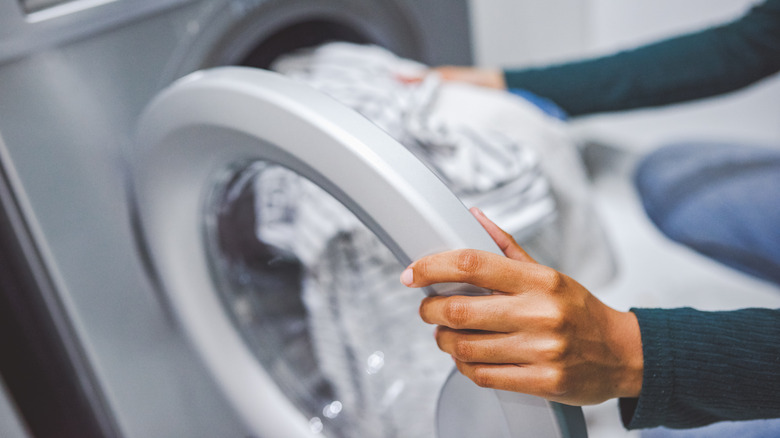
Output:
[
  {"xmin": 250, "ymin": 163, "xmax": 446, "ymax": 438},
  {"xmin": 272, "ymin": 42, "xmax": 555, "ymax": 226},
  {"xmin": 266, "ymin": 41, "xmax": 614, "ymax": 284}
]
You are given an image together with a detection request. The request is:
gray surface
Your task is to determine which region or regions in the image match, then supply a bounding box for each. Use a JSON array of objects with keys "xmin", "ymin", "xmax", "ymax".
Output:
[
  {"xmin": 438, "ymin": 370, "xmax": 587, "ymax": 438},
  {"xmin": 0, "ymin": 378, "xmax": 30, "ymax": 438},
  {"xmin": 0, "ymin": 0, "xmax": 473, "ymax": 436},
  {"xmin": 0, "ymin": 0, "xmax": 192, "ymax": 63}
]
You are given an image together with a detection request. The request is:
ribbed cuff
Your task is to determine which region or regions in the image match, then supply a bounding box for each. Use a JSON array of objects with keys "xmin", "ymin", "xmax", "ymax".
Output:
[
  {"xmin": 620, "ymin": 307, "xmax": 780, "ymax": 429},
  {"xmin": 620, "ymin": 308, "xmax": 675, "ymax": 429}
]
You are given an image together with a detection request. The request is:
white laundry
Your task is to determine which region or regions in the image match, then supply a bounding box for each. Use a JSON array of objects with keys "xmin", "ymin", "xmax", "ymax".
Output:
[
  {"xmin": 271, "ymin": 42, "xmax": 556, "ymax": 234},
  {"xmin": 246, "ymin": 42, "xmax": 615, "ymax": 438},
  {"xmin": 251, "ymin": 165, "xmax": 445, "ymax": 438},
  {"xmin": 269, "ymin": 41, "xmax": 614, "ymax": 282},
  {"xmin": 422, "ymin": 79, "xmax": 616, "ymax": 287}
]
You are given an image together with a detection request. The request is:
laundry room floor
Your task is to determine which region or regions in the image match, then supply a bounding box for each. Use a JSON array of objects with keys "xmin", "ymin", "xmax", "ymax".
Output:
[{"xmin": 576, "ymin": 142, "xmax": 780, "ymax": 438}]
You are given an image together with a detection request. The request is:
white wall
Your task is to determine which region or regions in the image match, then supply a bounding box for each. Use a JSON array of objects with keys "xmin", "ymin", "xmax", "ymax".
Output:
[
  {"xmin": 587, "ymin": 0, "xmax": 759, "ymax": 53},
  {"xmin": 469, "ymin": 0, "xmax": 780, "ymax": 151},
  {"xmin": 469, "ymin": 0, "xmax": 590, "ymax": 67}
]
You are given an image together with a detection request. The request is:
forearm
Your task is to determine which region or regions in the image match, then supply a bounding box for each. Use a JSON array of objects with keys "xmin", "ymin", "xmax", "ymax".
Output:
[
  {"xmin": 504, "ymin": 0, "xmax": 780, "ymax": 116},
  {"xmin": 621, "ymin": 307, "xmax": 780, "ymax": 429}
]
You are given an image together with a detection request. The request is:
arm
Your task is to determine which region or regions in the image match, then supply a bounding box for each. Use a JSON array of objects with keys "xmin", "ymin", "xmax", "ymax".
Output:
[
  {"xmin": 402, "ymin": 208, "xmax": 780, "ymax": 428},
  {"xmin": 504, "ymin": 0, "xmax": 780, "ymax": 116},
  {"xmin": 621, "ymin": 307, "xmax": 780, "ymax": 429}
]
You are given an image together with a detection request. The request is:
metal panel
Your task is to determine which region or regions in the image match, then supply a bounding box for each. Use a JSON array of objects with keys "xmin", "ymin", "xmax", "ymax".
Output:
[
  {"xmin": 0, "ymin": 378, "xmax": 30, "ymax": 438},
  {"xmin": 0, "ymin": 0, "xmax": 474, "ymax": 436},
  {"xmin": 0, "ymin": 133, "xmax": 117, "ymax": 437}
]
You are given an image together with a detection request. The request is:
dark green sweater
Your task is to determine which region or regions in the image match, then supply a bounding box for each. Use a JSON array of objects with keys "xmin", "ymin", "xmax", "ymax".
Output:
[
  {"xmin": 621, "ymin": 308, "xmax": 780, "ymax": 429},
  {"xmin": 504, "ymin": 0, "xmax": 780, "ymax": 116}
]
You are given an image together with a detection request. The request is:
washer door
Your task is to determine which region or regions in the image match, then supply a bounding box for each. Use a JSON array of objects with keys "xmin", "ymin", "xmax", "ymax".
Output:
[{"xmin": 131, "ymin": 67, "xmax": 586, "ymax": 438}]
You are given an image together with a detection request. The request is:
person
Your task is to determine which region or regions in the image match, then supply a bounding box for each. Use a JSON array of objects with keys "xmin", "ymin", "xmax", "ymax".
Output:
[
  {"xmin": 430, "ymin": 0, "xmax": 780, "ymax": 287},
  {"xmin": 402, "ymin": 208, "xmax": 780, "ymax": 431},
  {"xmin": 400, "ymin": 0, "xmax": 780, "ymax": 433}
]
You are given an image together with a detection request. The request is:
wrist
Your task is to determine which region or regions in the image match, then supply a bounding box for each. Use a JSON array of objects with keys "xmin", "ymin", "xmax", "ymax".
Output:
[
  {"xmin": 492, "ymin": 69, "xmax": 507, "ymax": 89},
  {"xmin": 611, "ymin": 310, "xmax": 644, "ymax": 398}
]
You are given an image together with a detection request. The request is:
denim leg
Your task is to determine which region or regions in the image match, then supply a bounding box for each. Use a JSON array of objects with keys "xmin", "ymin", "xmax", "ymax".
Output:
[
  {"xmin": 634, "ymin": 142, "xmax": 780, "ymax": 285},
  {"xmin": 641, "ymin": 418, "xmax": 780, "ymax": 438}
]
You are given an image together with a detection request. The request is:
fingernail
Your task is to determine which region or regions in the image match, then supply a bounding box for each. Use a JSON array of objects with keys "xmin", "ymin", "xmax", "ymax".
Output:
[
  {"xmin": 471, "ymin": 207, "xmax": 484, "ymax": 217},
  {"xmin": 400, "ymin": 268, "xmax": 414, "ymax": 286}
]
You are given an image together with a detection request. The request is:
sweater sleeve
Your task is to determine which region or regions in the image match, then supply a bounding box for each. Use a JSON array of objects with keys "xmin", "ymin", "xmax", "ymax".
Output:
[
  {"xmin": 503, "ymin": 0, "xmax": 780, "ymax": 116},
  {"xmin": 619, "ymin": 307, "xmax": 780, "ymax": 430}
]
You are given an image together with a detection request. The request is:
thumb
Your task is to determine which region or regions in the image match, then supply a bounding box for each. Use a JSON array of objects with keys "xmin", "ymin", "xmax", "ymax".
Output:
[{"xmin": 470, "ymin": 207, "xmax": 537, "ymax": 264}]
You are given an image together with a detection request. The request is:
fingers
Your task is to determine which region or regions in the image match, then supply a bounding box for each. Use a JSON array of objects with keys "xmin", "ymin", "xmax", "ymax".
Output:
[
  {"xmin": 395, "ymin": 71, "xmax": 425, "ymax": 84},
  {"xmin": 433, "ymin": 66, "xmax": 466, "ymax": 82},
  {"xmin": 420, "ymin": 292, "xmax": 571, "ymax": 333},
  {"xmin": 402, "ymin": 247, "xmax": 554, "ymax": 294},
  {"xmin": 470, "ymin": 207, "xmax": 536, "ymax": 263},
  {"xmin": 396, "ymin": 66, "xmax": 507, "ymax": 89},
  {"xmin": 433, "ymin": 66, "xmax": 506, "ymax": 89},
  {"xmin": 454, "ymin": 361, "xmax": 570, "ymax": 401},
  {"xmin": 420, "ymin": 294, "xmax": 524, "ymax": 331},
  {"xmin": 400, "ymin": 208, "xmax": 550, "ymax": 292},
  {"xmin": 434, "ymin": 326, "xmax": 541, "ymax": 364}
]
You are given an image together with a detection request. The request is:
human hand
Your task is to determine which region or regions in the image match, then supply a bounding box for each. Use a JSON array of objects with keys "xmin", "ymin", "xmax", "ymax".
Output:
[
  {"xmin": 397, "ymin": 66, "xmax": 506, "ymax": 89},
  {"xmin": 434, "ymin": 66, "xmax": 507, "ymax": 89},
  {"xmin": 400, "ymin": 208, "xmax": 643, "ymax": 406}
]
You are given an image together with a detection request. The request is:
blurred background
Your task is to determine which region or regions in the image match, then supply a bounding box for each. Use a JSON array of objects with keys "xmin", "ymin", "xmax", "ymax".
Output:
[
  {"xmin": 472, "ymin": 0, "xmax": 780, "ymax": 151},
  {"xmin": 472, "ymin": 1, "xmax": 780, "ymax": 436}
]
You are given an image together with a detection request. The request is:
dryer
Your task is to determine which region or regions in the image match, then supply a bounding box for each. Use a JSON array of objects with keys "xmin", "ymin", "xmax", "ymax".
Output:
[{"xmin": 0, "ymin": 1, "xmax": 586, "ymax": 437}]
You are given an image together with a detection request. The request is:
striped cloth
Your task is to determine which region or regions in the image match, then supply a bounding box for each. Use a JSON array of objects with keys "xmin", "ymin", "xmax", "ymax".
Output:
[{"xmin": 271, "ymin": 42, "xmax": 556, "ymax": 236}]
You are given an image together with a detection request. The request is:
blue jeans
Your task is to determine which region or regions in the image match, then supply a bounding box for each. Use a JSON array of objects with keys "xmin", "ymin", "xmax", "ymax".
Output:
[
  {"xmin": 634, "ymin": 142, "xmax": 780, "ymax": 286},
  {"xmin": 642, "ymin": 418, "xmax": 780, "ymax": 438}
]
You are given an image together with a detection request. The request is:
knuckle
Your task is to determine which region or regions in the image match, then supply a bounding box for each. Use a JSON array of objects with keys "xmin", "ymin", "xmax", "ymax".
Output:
[
  {"xmin": 542, "ymin": 338, "xmax": 568, "ymax": 362},
  {"xmin": 541, "ymin": 268, "xmax": 566, "ymax": 293},
  {"xmin": 455, "ymin": 249, "xmax": 482, "ymax": 280},
  {"xmin": 443, "ymin": 297, "xmax": 472, "ymax": 328},
  {"xmin": 472, "ymin": 366, "xmax": 493, "ymax": 388},
  {"xmin": 545, "ymin": 305, "xmax": 568, "ymax": 333},
  {"xmin": 453, "ymin": 340, "xmax": 475, "ymax": 361},
  {"xmin": 543, "ymin": 368, "xmax": 570, "ymax": 398}
]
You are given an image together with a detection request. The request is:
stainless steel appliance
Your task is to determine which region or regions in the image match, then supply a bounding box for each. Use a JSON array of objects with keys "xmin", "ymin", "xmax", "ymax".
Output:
[{"xmin": 0, "ymin": 1, "xmax": 586, "ymax": 437}]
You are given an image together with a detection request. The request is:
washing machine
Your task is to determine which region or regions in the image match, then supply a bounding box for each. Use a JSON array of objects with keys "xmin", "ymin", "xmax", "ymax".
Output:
[{"xmin": 0, "ymin": 1, "xmax": 587, "ymax": 437}]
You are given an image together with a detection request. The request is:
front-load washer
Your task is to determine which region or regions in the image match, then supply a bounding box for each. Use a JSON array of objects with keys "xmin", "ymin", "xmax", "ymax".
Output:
[
  {"xmin": 131, "ymin": 67, "xmax": 588, "ymax": 438},
  {"xmin": 0, "ymin": 1, "xmax": 587, "ymax": 437}
]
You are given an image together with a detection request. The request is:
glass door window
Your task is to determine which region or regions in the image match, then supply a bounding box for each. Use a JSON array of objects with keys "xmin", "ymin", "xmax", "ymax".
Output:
[{"xmin": 205, "ymin": 161, "xmax": 450, "ymax": 437}]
